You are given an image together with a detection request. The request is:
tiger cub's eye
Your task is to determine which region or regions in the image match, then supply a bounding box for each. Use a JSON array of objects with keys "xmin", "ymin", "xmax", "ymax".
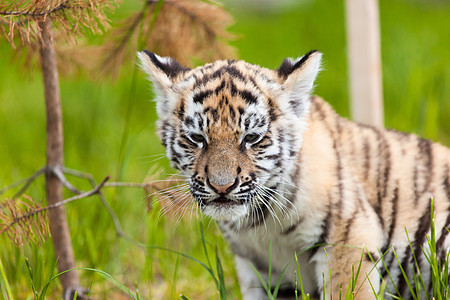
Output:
[
  {"xmin": 244, "ymin": 133, "xmax": 259, "ymax": 143},
  {"xmin": 191, "ymin": 134, "xmax": 206, "ymax": 143}
]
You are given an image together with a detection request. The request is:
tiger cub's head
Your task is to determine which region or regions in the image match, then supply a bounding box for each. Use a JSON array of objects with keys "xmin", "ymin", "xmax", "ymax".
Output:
[{"xmin": 138, "ymin": 50, "xmax": 321, "ymax": 221}]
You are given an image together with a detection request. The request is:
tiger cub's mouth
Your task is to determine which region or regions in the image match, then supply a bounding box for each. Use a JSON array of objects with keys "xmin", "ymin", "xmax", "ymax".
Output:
[
  {"xmin": 190, "ymin": 187, "xmax": 253, "ymax": 221},
  {"xmin": 214, "ymin": 196, "xmax": 235, "ymax": 204},
  {"xmin": 201, "ymin": 197, "xmax": 250, "ymax": 221}
]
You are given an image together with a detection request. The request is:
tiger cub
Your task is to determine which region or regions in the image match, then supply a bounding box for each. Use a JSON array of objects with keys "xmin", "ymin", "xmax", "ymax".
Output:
[{"xmin": 138, "ymin": 50, "xmax": 450, "ymax": 299}]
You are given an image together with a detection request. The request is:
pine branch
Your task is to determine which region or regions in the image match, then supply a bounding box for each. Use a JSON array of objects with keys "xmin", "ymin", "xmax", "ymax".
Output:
[
  {"xmin": 97, "ymin": 0, "xmax": 236, "ymax": 78},
  {"xmin": 0, "ymin": 1, "xmax": 71, "ymax": 17},
  {"xmin": 158, "ymin": 0, "xmax": 216, "ymax": 40},
  {"xmin": 0, "ymin": 195, "xmax": 49, "ymax": 246},
  {"xmin": 0, "ymin": 0, "xmax": 114, "ymax": 47},
  {"xmin": 0, "ymin": 176, "xmax": 110, "ymax": 246}
]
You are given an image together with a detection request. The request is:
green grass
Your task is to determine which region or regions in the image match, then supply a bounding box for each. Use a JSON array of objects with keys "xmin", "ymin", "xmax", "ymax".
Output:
[{"xmin": 0, "ymin": 0, "xmax": 449, "ymax": 299}]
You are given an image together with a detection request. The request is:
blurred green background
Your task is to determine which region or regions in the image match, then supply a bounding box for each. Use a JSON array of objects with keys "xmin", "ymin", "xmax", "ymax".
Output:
[{"xmin": 0, "ymin": 0, "xmax": 449, "ymax": 298}]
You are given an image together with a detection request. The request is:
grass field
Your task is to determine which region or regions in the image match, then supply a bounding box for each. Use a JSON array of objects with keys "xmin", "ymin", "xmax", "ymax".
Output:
[{"xmin": 0, "ymin": 0, "xmax": 449, "ymax": 299}]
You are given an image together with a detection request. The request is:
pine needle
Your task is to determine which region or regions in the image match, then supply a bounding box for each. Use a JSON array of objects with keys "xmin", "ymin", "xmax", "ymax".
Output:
[
  {"xmin": 0, "ymin": 0, "xmax": 114, "ymax": 47},
  {"xmin": 98, "ymin": 0, "xmax": 237, "ymax": 78},
  {"xmin": 0, "ymin": 195, "xmax": 49, "ymax": 247}
]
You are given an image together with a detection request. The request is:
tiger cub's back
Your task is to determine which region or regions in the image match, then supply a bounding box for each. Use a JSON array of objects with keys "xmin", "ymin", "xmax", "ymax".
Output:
[{"xmin": 306, "ymin": 96, "xmax": 450, "ymax": 296}]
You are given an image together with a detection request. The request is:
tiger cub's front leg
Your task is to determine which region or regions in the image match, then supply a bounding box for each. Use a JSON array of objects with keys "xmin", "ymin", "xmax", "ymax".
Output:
[
  {"xmin": 234, "ymin": 255, "xmax": 267, "ymax": 300},
  {"xmin": 316, "ymin": 246, "xmax": 381, "ymax": 299}
]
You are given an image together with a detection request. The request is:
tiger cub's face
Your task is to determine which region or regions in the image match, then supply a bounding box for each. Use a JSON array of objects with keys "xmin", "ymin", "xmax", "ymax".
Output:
[{"xmin": 139, "ymin": 51, "xmax": 322, "ymax": 221}]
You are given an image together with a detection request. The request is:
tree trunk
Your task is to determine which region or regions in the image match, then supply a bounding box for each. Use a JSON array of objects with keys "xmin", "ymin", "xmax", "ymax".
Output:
[
  {"xmin": 345, "ymin": 0, "xmax": 384, "ymax": 127},
  {"xmin": 38, "ymin": 18, "xmax": 81, "ymax": 297}
]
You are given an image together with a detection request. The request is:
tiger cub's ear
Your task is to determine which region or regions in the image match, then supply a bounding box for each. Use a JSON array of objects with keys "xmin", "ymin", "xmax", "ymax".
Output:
[
  {"xmin": 277, "ymin": 50, "xmax": 322, "ymax": 116},
  {"xmin": 137, "ymin": 50, "xmax": 190, "ymax": 117}
]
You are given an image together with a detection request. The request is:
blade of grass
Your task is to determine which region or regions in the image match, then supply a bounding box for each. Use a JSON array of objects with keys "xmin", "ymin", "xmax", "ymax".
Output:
[
  {"xmin": 324, "ymin": 248, "xmax": 333, "ymax": 299},
  {"xmin": 295, "ymin": 252, "xmax": 308, "ymax": 299},
  {"xmin": 41, "ymin": 267, "xmax": 139, "ymax": 300},
  {"xmin": 272, "ymin": 261, "xmax": 292, "ymax": 299},
  {"xmin": 215, "ymin": 246, "xmax": 227, "ymax": 300},
  {"xmin": 171, "ymin": 249, "xmax": 181, "ymax": 299},
  {"xmin": 392, "ymin": 247, "xmax": 417, "ymax": 300},
  {"xmin": 404, "ymin": 229, "xmax": 428, "ymax": 300},
  {"xmin": 200, "ymin": 224, "xmax": 219, "ymax": 291},
  {"xmin": 38, "ymin": 258, "xmax": 58, "ymax": 300},
  {"xmin": 249, "ymin": 263, "xmax": 270, "ymax": 297},
  {"xmin": 24, "ymin": 258, "xmax": 39, "ymax": 300},
  {"xmin": 0, "ymin": 255, "xmax": 14, "ymax": 300}
]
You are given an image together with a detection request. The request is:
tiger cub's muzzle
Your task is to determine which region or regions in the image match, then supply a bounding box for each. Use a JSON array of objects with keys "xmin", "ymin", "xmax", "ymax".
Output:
[{"xmin": 189, "ymin": 168, "xmax": 257, "ymax": 206}]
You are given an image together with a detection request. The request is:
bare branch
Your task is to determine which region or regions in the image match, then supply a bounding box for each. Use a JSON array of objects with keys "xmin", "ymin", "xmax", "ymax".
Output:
[
  {"xmin": 104, "ymin": 182, "xmax": 148, "ymax": 188},
  {"xmin": 63, "ymin": 167, "xmax": 124, "ymax": 236},
  {"xmin": 0, "ymin": 166, "xmax": 46, "ymax": 196},
  {"xmin": 54, "ymin": 176, "xmax": 110, "ymax": 206},
  {"xmin": 52, "ymin": 166, "xmax": 82, "ymax": 194}
]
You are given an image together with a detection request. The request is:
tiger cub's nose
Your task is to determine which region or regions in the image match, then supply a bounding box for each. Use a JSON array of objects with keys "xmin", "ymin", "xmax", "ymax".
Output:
[{"xmin": 207, "ymin": 177, "xmax": 239, "ymax": 195}]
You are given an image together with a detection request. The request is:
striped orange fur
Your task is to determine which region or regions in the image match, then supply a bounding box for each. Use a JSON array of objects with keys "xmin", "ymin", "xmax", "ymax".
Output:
[{"xmin": 139, "ymin": 50, "xmax": 450, "ymax": 299}]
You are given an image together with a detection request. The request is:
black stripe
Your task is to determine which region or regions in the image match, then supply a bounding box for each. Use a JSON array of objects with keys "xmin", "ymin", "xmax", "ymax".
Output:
[
  {"xmin": 178, "ymin": 100, "xmax": 185, "ymax": 119},
  {"xmin": 204, "ymin": 107, "xmax": 219, "ymax": 122},
  {"xmin": 412, "ymin": 201, "xmax": 432, "ymax": 277},
  {"xmin": 214, "ymin": 80, "xmax": 226, "ymax": 95},
  {"xmin": 414, "ymin": 138, "xmax": 433, "ymax": 205},
  {"xmin": 289, "ymin": 98, "xmax": 304, "ymax": 115},
  {"xmin": 255, "ymin": 164, "xmax": 270, "ymax": 173},
  {"xmin": 230, "ymin": 81, "xmax": 237, "ymax": 96},
  {"xmin": 397, "ymin": 245, "xmax": 412, "ymax": 296},
  {"xmin": 436, "ymin": 165, "xmax": 450, "ymax": 254},
  {"xmin": 277, "ymin": 50, "xmax": 318, "ymax": 78},
  {"xmin": 184, "ymin": 116, "xmax": 195, "ymax": 127},
  {"xmin": 444, "ymin": 163, "xmax": 450, "ymax": 201},
  {"xmin": 193, "ymin": 90, "xmax": 213, "ymax": 104},
  {"xmin": 159, "ymin": 121, "xmax": 171, "ymax": 148},
  {"xmin": 228, "ymin": 105, "xmax": 236, "ymax": 122},
  {"xmin": 310, "ymin": 199, "xmax": 332, "ymax": 258},
  {"xmin": 374, "ymin": 128, "xmax": 391, "ymax": 229},
  {"xmin": 436, "ymin": 213, "xmax": 450, "ymax": 254},
  {"xmin": 362, "ymin": 137, "xmax": 371, "ymax": 179},
  {"xmin": 282, "ymin": 223, "xmax": 299, "ymax": 235},
  {"xmin": 142, "ymin": 50, "xmax": 190, "ymax": 78},
  {"xmin": 240, "ymin": 90, "xmax": 258, "ymax": 104},
  {"xmin": 225, "ymin": 66, "xmax": 246, "ymax": 81},
  {"xmin": 334, "ymin": 119, "xmax": 344, "ymax": 217},
  {"xmin": 194, "ymin": 112, "xmax": 204, "ymax": 129},
  {"xmin": 264, "ymin": 154, "xmax": 281, "ymax": 160},
  {"xmin": 290, "ymin": 157, "xmax": 301, "ymax": 198},
  {"xmin": 397, "ymin": 201, "xmax": 432, "ymax": 296},
  {"xmin": 267, "ymin": 98, "xmax": 278, "ymax": 121},
  {"xmin": 382, "ymin": 184, "xmax": 399, "ymax": 254},
  {"xmin": 381, "ymin": 251, "xmax": 395, "ymax": 280},
  {"xmin": 343, "ymin": 209, "xmax": 358, "ymax": 244}
]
